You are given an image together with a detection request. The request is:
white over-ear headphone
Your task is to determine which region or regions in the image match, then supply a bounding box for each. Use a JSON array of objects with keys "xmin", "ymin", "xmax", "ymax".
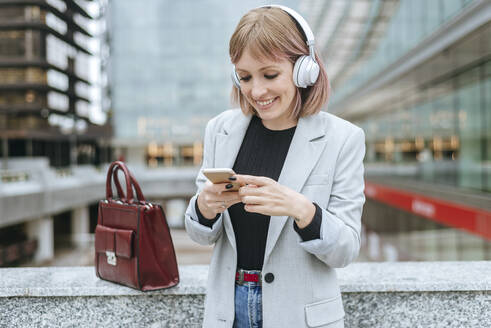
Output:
[{"xmin": 231, "ymin": 4, "xmax": 320, "ymax": 89}]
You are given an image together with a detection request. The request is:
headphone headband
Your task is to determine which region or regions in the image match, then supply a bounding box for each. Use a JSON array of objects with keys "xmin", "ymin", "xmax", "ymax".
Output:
[
  {"xmin": 259, "ymin": 5, "xmax": 316, "ymax": 60},
  {"xmin": 259, "ymin": 4, "xmax": 315, "ymax": 46}
]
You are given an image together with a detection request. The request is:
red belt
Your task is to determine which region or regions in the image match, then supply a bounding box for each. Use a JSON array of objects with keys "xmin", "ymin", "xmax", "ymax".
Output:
[{"xmin": 235, "ymin": 270, "xmax": 261, "ymax": 285}]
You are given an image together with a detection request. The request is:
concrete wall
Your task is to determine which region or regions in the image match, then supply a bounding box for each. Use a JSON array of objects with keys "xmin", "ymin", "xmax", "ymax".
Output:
[{"xmin": 0, "ymin": 262, "xmax": 489, "ymax": 327}]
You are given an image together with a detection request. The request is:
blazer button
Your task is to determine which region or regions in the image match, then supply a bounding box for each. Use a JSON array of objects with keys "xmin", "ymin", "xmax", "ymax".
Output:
[{"xmin": 264, "ymin": 272, "xmax": 274, "ymax": 283}]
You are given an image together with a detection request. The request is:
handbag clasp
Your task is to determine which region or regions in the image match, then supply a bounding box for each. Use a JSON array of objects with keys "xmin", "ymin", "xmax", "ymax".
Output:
[{"xmin": 106, "ymin": 251, "xmax": 117, "ymax": 266}]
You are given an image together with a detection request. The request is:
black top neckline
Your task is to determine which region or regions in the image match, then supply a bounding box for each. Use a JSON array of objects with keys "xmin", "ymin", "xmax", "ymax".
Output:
[{"xmin": 252, "ymin": 114, "xmax": 297, "ymax": 134}]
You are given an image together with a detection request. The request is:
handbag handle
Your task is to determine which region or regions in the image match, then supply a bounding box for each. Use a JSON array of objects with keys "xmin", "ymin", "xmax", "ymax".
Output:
[
  {"xmin": 106, "ymin": 161, "xmax": 135, "ymax": 203},
  {"xmin": 112, "ymin": 165, "xmax": 146, "ymax": 203},
  {"xmin": 113, "ymin": 168, "xmax": 125, "ymax": 199}
]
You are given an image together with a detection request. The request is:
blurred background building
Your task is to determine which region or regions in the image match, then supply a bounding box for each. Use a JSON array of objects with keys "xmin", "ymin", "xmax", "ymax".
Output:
[
  {"xmin": 0, "ymin": 0, "xmax": 112, "ymax": 266},
  {"xmin": 0, "ymin": 0, "xmax": 112, "ymax": 168},
  {"xmin": 108, "ymin": 0, "xmax": 296, "ymax": 166},
  {"xmin": 299, "ymin": 0, "xmax": 490, "ymax": 261},
  {"xmin": 0, "ymin": 0, "xmax": 489, "ymax": 267}
]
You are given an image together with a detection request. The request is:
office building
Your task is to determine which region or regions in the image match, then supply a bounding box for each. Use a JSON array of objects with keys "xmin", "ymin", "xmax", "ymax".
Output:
[
  {"xmin": 0, "ymin": 0, "xmax": 111, "ymax": 266},
  {"xmin": 0, "ymin": 0, "xmax": 112, "ymax": 168}
]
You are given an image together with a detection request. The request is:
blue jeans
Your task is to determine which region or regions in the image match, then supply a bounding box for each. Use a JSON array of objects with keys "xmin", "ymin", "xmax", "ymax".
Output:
[{"xmin": 233, "ymin": 271, "xmax": 262, "ymax": 328}]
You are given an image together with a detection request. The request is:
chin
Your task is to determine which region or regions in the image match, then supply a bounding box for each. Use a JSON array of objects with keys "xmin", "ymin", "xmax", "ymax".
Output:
[{"xmin": 255, "ymin": 110, "xmax": 274, "ymax": 120}]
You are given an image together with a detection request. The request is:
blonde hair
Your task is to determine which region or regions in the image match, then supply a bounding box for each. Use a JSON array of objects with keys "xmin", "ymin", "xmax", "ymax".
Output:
[{"xmin": 229, "ymin": 7, "xmax": 330, "ymax": 119}]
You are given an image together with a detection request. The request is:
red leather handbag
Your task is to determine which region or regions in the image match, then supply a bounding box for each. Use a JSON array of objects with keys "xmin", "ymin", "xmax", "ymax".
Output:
[{"xmin": 95, "ymin": 161, "xmax": 179, "ymax": 291}]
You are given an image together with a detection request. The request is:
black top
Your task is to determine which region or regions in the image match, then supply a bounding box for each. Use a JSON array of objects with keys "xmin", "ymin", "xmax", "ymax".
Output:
[{"xmin": 196, "ymin": 114, "xmax": 322, "ymax": 270}]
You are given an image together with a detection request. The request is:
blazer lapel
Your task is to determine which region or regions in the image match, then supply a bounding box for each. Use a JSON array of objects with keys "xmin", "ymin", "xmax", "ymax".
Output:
[
  {"xmin": 215, "ymin": 112, "xmax": 252, "ymax": 168},
  {"xmin": 263, "ymin": 113, "xmax": 328, "ymax": 266},
  {"xmin": 215, "ymin": 111, "xmax": 253, "ymax": 252}
]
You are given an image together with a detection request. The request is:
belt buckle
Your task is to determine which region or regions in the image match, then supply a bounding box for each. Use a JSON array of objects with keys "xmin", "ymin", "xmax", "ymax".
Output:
[{"xmin": 237, "ymin": 270, "xmax": 244, "ymax": 285}]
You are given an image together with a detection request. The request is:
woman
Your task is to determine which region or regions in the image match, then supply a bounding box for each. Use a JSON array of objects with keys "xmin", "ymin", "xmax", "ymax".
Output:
[{"xmin": 185, "ymin": 5, "xmax": 365, "ymax": 328}]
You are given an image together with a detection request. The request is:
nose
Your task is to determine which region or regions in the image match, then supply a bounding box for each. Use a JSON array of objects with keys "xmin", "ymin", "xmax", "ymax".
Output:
[{"xmin": 250, "ymin": 79, "xmax": 267, "ymax": 99}]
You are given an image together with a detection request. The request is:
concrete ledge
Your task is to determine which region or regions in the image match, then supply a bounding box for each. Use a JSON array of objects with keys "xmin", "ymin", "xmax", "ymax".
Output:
[{"xmin": 1, "ymin": 262, "xmax": 490, "ymax": 327}]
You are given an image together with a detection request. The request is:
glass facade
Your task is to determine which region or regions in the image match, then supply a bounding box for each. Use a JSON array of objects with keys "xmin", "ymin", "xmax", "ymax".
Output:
[
  {"xmin": 332, "ymin": 0, "xmax": 479, "ymax": 103},
  {"xmin": 362, "ymin": 199, "xmax": 490, "ymax": 261},
  {"xmin": 358, "ymin": 59, "xmax": 490, "ymax": 192},
  {"xmin": 109, "ymin": 0, "xmax": 298, "ymax": 144},
  {"xmin": 327, "ymin": 0, "xmax": 490, "ymax": 193}
]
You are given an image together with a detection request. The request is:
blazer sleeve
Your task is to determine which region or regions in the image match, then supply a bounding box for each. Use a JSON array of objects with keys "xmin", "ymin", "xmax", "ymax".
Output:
[
  {"xmin": 298, "ymin": 127, "xmax": 365, "ymax": 268},
  {"xmin": 184, "ymin": 118, "xmax": 225, "ymax": 246}
]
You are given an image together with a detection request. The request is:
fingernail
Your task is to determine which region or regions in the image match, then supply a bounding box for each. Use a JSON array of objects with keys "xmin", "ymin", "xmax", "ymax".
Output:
[
  {"xmin": 228, "ymin": 176, "xmax": 237, "ymax": 181},
  {"xmin": 225, "ymin": 184, "xmax": 233, "ymax": 189}
]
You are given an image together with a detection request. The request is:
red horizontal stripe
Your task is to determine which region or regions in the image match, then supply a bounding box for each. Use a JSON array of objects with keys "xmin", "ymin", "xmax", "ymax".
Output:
[
  {"xmin": 364, "ymin": 181, "xmax": 491, "ymax": 241},
  {"xmin": 235, "ymin": 272, "xmax": 260, "ymax": 282}
]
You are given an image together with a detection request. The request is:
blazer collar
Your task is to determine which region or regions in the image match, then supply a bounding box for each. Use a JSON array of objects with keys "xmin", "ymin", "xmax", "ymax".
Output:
[
  {"xmin": 216, "ymin": 110, "xmax": 328, "ymax": 264},
  {"xmin": 215, "ymin": 111, "xmax": 252, "ymax": 169},
  {"xmin": 222, "ymin": 110, "xmax": 253, "ymax": 136}
]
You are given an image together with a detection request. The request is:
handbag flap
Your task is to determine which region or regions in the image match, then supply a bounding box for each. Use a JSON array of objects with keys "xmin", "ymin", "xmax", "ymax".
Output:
[
  {"xmin": 95, "ymin": 224, "xmax": 135, "ymax": 259},
  {"xmin": 115, "ymin": 229, "xmax": 134, "ymax": 259}
]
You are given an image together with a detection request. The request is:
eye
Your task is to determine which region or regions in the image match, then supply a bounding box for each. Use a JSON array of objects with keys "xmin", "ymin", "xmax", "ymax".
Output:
[
  {"xmin": 239, "ymin": 76, "xmax": 251, "ymax": 82},
  {"xmin": 265, "ymin": 73, "xmax": 279, "ymax": 79}
]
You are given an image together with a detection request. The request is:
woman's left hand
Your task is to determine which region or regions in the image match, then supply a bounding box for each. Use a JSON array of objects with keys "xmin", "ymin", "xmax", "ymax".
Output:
[{"xmin": 234, "ymin": 174, "xmax": 316, "ymax": 228}]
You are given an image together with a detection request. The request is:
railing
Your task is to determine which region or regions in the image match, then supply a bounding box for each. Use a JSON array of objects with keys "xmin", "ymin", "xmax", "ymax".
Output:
[
  {"xmin": 0, "ymin": 262, "xmax": 489, "ymax": 327},
  {"xmin": 0, "ymin": 159, "xmax": 198, "ymax": 229},
  {"xmin": 0, "ymin": 169, "xmax": 30, "ymax": 183}
]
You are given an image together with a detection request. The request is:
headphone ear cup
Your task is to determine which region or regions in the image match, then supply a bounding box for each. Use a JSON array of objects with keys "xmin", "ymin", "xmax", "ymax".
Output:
[
  {"xmin": 293, "ymin": 55, "xmax": 306, "ymax": 88},
  {"xmin": 293, "ymin": 55, "xmax": 320, "ymax": 88},
  {"xmin": 231, "ymin": 67, "xmax": 241, "ymax": 89},
  {"xmin": 308, "ymin": 59, "xmax": 320, "ymax": 86}
]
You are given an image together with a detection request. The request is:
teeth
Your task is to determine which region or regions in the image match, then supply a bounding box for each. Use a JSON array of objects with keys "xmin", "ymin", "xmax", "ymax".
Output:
[{"xmin": 256, "ymin": 98, "xmax": 275, "ymax": 106}]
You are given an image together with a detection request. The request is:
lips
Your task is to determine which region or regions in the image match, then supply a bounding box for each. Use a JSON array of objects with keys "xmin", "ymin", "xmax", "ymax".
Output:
[{"xmin": 255, "ymin": 96, "xmax": 278, "ymax": 110}]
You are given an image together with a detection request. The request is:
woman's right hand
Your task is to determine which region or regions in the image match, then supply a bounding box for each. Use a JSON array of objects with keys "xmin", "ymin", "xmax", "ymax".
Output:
[{"xmin": 197, "ymin": 180, "xmax": 242, "ymax": 219}]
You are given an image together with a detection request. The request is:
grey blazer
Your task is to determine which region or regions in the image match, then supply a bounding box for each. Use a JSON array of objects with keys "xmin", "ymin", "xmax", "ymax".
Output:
[{"xmin": 185, "ymin": 109, "xmax": 365, "ymax": 328}]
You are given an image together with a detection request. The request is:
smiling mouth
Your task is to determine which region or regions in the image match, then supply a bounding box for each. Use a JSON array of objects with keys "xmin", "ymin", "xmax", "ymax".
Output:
[{"xmin": 255, "ymin": 97, "xmax": 278, "ymax": 108}]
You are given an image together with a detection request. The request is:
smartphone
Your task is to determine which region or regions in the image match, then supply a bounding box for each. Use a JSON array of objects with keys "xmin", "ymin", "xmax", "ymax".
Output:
[{"xmin": 202, "ymin": 168, "xmax": 240, "ymax": 191}]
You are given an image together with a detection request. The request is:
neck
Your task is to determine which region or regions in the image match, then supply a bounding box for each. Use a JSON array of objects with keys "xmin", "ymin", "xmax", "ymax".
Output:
[{"xmin": 260, "ymin": 118, "xmax": 297, "ymax": 131}]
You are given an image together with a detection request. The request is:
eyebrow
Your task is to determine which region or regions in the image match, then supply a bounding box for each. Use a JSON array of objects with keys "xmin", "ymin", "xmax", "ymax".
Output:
[{"xmin": 235, "ymin": 65, "xmax": 279, "ymax": 73}]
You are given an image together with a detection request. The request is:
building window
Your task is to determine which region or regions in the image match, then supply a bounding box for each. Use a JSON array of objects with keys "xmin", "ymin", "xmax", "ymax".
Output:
[
  {"xmin": 75, "ymin": 101, "xmax": 89, "ymax": 117},
  {"xmin": 0, "ymin": 68, "xmax": 46, "ymax": 84},
  {"xmin": 46, "ymin": 12, "xmax": 68, "ymax": 35},
  {"xmin": 47, "ymin": 91, "xmax": 69, "ymax": 112},
  {"xmin": 0, "ymin": 91, "xmax": 43, "ymax": 107},
  {"xmin": 25, "ymin": 90, "xmax": 36, "ymax": 103},
  {"xmin": 0, "ymin": 7, "xmax": 25, "ymax": 21},
  {"xmin": 0, "ymin": 31, "xmax": 26, "ymax": 57},
  {"xmin": 47, "ymin": 69, "xmax": 69, "ymax": 91},
  {"xmin": 46, "ymin": 34, "xmax": 76, "ymax": 70},
  {"xmin": 46, "ymin": 0, "xmax": 67, "ymax": 12}
]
